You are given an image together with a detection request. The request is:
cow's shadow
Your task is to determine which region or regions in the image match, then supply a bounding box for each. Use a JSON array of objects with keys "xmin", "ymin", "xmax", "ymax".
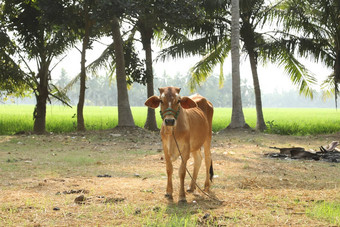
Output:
[{"xmin": 164, "ymin": 191, "xmax": 224, "ymax": 223}]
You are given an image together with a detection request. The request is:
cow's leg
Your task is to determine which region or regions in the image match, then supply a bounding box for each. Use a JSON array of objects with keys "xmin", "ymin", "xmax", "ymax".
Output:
[
  {"xmin": 163, "ymin": 143, "xmax": 173, "ymax": 200},
  {"xmin": 203, "ymin": 140, "xmax": 213, "ymax": 192},
  {"xmin": 165, "ymin": 158, "xmax": 173, "ymax": 200},
  {"xmin": 187, "ymin": 149, "xmax": 202, "ymax": 193},
  {"xmin": 178, "ymin": 150, "xmax": 190, "ymax": 203}
]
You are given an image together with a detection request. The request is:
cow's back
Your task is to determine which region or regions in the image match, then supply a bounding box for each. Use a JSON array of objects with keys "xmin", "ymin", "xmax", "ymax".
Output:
[{"xmin": 190, "ymin": 94, "xmax": 214, "ymax": 134}]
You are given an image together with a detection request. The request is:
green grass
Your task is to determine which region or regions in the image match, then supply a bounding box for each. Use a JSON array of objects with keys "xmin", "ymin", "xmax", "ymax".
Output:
[
  {"xmin": 307, "ymin": 201, "xmax": 340, "ymax": 225},
  {"xmin": 0, "ymin": 105, "xmax": 340, "ymax": 135},
  {"xmin": 140, "ymin": 205, "xmax": 200, "ymax": 226}
]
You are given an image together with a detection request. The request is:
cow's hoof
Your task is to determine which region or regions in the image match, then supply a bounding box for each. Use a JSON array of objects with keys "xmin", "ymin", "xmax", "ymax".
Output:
[
  {"xmin": 186, "ymin": 187, "xmax": 195, "ymax": 193},
  {"xmin": 165, "ymin": 194, "xmax": 173, "ymax": 200},
  {"xmin": 178, "ymin": 199, "xmax": 187, "ymax": 204}
]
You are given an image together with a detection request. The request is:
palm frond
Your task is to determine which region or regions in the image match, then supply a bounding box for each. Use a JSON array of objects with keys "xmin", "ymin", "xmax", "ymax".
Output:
[
  {"xmin": 86, "ymin": 42, "xmax": 115, "ymax": 74},
  {"xmin": 297, "ymin": 37, "xmax": 334, "ymax": 67},
  {"xmin": 154, "ymin": 25, "xmax": 189, "ymax": 48},
  {"xmin": 62, "ymin": 72, "xmax": 81, "ymax": 93},
  {"xmin": 321, "ymin": 74, "xmax": 335, "ymax": 101},
  {"xmin": 219, "ymin": 58, "xmax": 224, "ymax": 88},
  {"xmin": 60, "ymin": 41, "xmax": 115, "ymax": 93},
  {"xmin": 189, "ymin": 37, "xmax": 231, "ymax": 91},
  {"xmin": 278, "ymin": 50, "xmax": 316, "ymax": 98},
  {"xmin": 259, "ymin": 37, "xmax": 318, "ymax": 98},
  {"xmin": 257, "ymin": 0, "xmax": 285, "ymax": 28},
  {"xmin": 49, "ymin": 84, "xmax": 72, "ymax": 107},
  {"xmin": 156, "ymin": 35, "xmax": 222, "ymax": 62}
]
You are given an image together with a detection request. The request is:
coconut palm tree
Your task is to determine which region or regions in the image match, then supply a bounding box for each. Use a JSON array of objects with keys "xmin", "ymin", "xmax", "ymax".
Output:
[
  {"xmin": 111, "ymin": 16, "xmax": 135, "ymax": 127},
  {"xmin": 158, "ymin": 0, "xmax": 317, "ymax": 131},
  {"xmin": 133, "ymin": 0, "xmax": 205, "ymax": 131},
  {"xmin": 276, "ymin": 0, "xmax": 340, "ymax": 107},
  {"xmin": 63, "ymin": 0, "xmax": 138, "ymax": 128},
  {"xmin": 76, "ymin": 0, "xmax": 95, "ymax": 131},
  {"xmin": 239, "ymin": 0, "xmax": 266, "ymax": 130},
  {"xmin": 229, "ymin": 0, "xmax": 248, "ymax": 128}
]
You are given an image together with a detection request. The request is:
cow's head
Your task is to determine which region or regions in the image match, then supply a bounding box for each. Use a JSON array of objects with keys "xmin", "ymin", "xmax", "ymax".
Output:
[{"xmin": 145, "ymin": 86, "xmax": 197, "ymax": 126}]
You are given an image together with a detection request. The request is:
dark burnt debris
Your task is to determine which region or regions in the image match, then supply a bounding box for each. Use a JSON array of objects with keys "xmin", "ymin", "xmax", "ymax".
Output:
[{"xmin": 265, "ymin": 141, "xmax": 340, "ymax": 163}]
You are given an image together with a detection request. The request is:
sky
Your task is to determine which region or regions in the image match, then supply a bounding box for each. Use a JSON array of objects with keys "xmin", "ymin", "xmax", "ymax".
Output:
[{"xmin": 53, "ymin": 38, "xmax": 332, "ymax": 95}]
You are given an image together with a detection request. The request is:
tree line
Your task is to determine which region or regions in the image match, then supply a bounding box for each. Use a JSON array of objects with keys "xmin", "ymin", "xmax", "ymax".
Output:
[
  {"xmin": 57, "ymin": 70, "xmax": 334, "ymax": 108},
  {"xmin": 7, "ymin": 69, "xmax": 334, "ymax": 108},
  {"xmin": 1, "ymin": 0, "xmax": 339, "ymax": 134},
  {"xmin": 56, "ymin": 69, "xmax": 256, "ymax": 107}
]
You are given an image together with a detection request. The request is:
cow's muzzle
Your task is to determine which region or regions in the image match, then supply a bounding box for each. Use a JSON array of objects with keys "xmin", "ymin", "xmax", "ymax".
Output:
[
  {"xmin": 160, "ymin": 107, "xmax": 180, "ymax": 120},
  {"xmin": 160, "ymin": 107, "xmax": 180, "ymax": 127},
  {"xmin": 165, "ymin": 118, "xmax": 175, "ymax": 126}
]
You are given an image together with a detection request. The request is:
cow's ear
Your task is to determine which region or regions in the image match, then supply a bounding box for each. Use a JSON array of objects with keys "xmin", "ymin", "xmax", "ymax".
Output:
[
  {"xmin": 158, "ymin": 87, "xmax": 165, "ymax": 94},
  {"xmin": 145, "ymin": 96, "xmax": 161, "ymax": 109},
  {"xmin": 174, "ymin": 87, "xmax": 181, "ymax": 94},
  {"xmin": 180, "ymin": 96, "xmax": 197, "ymax": 109}
]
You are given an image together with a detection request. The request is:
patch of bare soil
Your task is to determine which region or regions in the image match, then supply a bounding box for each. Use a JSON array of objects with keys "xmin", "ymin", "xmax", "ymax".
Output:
[{"xmin": 0, "ymin": 127, "xmax": 339, "ymax": 226}]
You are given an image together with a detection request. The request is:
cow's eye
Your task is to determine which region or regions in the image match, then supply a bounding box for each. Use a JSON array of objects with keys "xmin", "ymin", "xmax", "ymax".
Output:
[{"xmin": 177, "ymin": 99, "xmax": 181, "ymax": 104}]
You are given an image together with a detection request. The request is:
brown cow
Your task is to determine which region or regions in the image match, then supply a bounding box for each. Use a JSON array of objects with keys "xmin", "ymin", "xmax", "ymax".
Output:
[{"xmin": 145, "ymin": 86, "xmax": 214, "ymax": 203}]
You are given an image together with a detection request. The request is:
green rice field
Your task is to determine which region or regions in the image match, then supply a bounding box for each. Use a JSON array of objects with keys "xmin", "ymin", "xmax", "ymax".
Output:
[{"xmin": 0, "ymin": 105, "xmax": 340, "ymax": 135}]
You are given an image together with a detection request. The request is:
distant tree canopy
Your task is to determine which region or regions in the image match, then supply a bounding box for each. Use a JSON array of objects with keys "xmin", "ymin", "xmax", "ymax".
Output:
[
  {"xmin": 57, "ymin": 71, "xmax": 253, "ymax": 107},
  {"xmin": 49, "ymin": 70, "xmax": 332, "ymax": 108}
]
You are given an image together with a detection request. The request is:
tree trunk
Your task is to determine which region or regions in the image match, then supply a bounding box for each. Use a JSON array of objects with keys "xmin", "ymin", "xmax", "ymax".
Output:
[
  {"xmin": 248, "ymin": 51, "xmax": 266, "ymax": 131},
  {"xmin": 112, "ymin": 16, "xmax": 135, "ymax": 127},
  {"xmin": 141, "ymin": 28, "xmax": 158, "ymax": 131},
  {"xmin": 77, "ymin": 4, "xmax": 91, "ymax": 132},
  {"xmin": 228, "ymin": 0, "xmax": 247, "ymax": 129},
  {"xmin": 33, "ymin": 62, "xmax": 50, "ymax": 134},
  {"xmin": 334, "ymin": 49, "xmax": 340, "ymax": 108}
]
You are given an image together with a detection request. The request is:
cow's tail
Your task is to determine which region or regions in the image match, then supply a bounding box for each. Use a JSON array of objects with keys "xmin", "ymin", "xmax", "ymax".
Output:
[{"xmin": 209, "ymin": 160, "xmax": 214, "ymax": 182}]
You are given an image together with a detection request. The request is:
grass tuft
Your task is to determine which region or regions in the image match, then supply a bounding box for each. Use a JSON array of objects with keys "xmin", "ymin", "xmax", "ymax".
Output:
[{"xmin": 307, "ymin": 201, "xmax": 340, "ymax": 225}]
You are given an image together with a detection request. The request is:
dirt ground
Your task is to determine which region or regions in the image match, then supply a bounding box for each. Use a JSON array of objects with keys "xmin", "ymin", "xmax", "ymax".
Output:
[{"xmin": 0, "ymin": 127, "xmax": 340, "ymax": 226}]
